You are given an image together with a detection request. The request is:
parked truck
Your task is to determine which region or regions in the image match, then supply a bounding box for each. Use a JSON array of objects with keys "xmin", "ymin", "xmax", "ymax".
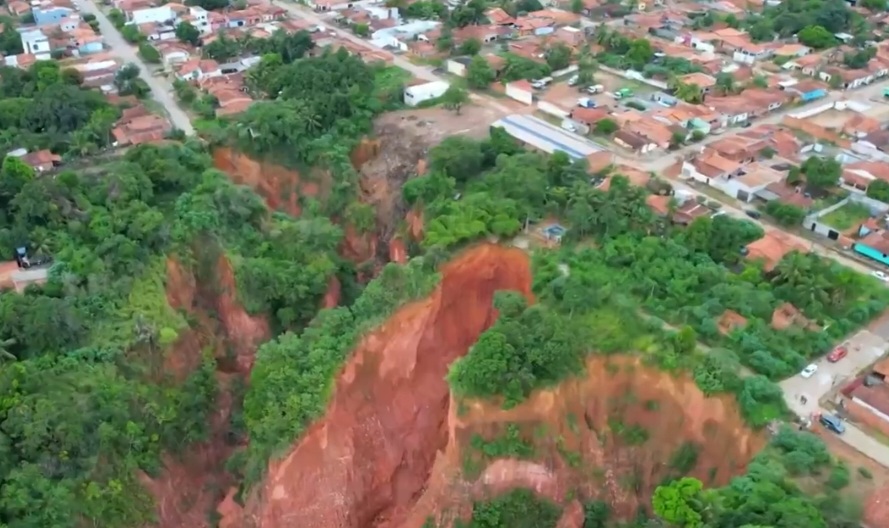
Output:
[{"xmin": 614, "ymin": 87, "xmax": 634, "ymax": 99}]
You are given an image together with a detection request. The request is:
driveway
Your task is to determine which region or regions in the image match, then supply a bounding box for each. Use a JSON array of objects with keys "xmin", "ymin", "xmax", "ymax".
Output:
[
  {"xmin": 77, "ymin": 0, "xmax": 194, "ymax": 135},
  {"xmin": 779, "ymin": 329, "xmax": 889, "ymax": 468}
]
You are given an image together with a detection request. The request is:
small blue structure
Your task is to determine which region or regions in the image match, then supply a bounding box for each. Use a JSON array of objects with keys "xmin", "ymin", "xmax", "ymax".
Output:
[
  {"xmin": 542, "ymin": 224, "xmax": 566, "ymax": 243},
  {"xmin": 32, "ymin": 5, "xmax": 74, "ymax": 26},
  {"xmin": 799, "ymin": 88, "xmax": 827, "ymax": 102}
]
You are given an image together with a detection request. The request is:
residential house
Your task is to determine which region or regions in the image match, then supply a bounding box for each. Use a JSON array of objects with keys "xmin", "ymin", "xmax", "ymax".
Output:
[
  {"xmin": 853, "ymin": 229, "xmax": 889, "ymax": 266},
  {"xmin": 614, "ymin": 129, "xmax": 657, "ymax": 154},
  {"xmin": 19, "ymin": 150, "xmax": 60, "ymax": 172},
  {"xmin": 772, "ymin": 43, "xmax": 810, "ymax": 58},
  {"xmin": 821, "ymin": 67, "xmax": 873, "ymax": 90},
  {"xmin": 128, "ymin": 5, "xmax": 177, "ymax": 25},
  {"xmin": 783, "ymin": 79, "xmax": 828, "ymax": 102},
  {"xmin": 841, "ymin": 161, "xmax": 889, "ymax": 192},
  {"xmin": 707, "ymin": 134, "xmax": 766, "ymax": 162},
  {"xmin": 486, "ymin": 7, "xmax": 515, "ymax": 25},
  {"xmin": 674, "ymin": 199, "xmax": 712, "ymax": 225},
  {"xmin": 309, "ymin": 0, "xmax": 375, "ymax": 12},
  {"xmin": 18, "ymin": 29, "xmax": 50, "ymax": 57},
  {"xmin": 679, "ymin": 72, "xmax": 717, "ymax": 93},
  {"xmin": 789, "ymin": 52, "xmax": 826, "ymax": 76},
  {"xmin": 858, "ymin": 130, "xmax": 889, "ymax": 153},
  {"xmin": 2, "ymin": 53, "xmax": 38, "ymax": 69},
  {"xmin": 758, "ymin": 181, "xmax": 814, "ymax": 209},
  {"xmin": 844, "ymin": 380, "xmax": 889, "ymax": 438},
  {"xmin": 452, "ymin": 24, "xmax": 510, "ymax": 45},
  {"xmin": 69, "ymin": 27, "xmax": 103, "ymax": 54},
  {"xmin": 569, "ymin": 107, "xmax": 609, "ymax": 129},
  {"xmin": 745, "ymin": 230, "xmax": 809, "ymax": 271},
  {"xmin": 514, "ymin": 14, "xmax": 555, "ymax": 36},
  {"xmin": 7, "ymin": 1, "xmax": 30, "ymax": 16},
  {"xmin": 155, "ymin": 40, "xmax": 192, "ymax": 67},
  {"xmin": 554, "ymin": 26, "xmax": 583, "ymax": 47},
  {"xmin": 112, "ymin": 107, "xmax": 170, "ymax": 146},
  {"xmin": 175, "ymin": 58, "xmax": 221, "ymax": 81},
  {"xmin": 32, "ymin": 3, "xmax": 75, "ymax": 26},
  {"xmin": 371, "ymin": 20, "xmax": 439, "ymax": 51}
]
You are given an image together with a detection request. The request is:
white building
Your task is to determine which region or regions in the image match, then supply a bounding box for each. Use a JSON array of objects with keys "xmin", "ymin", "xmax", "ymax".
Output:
[
  {"xmin": 404, "ymin": 80, "xmax": 449, "ymax": 106},
  {"xmin": 505, "ymin": 80, "xmax": 533, "ymax": 105},
  {"xmin": 129, "ymin": 5, "xmax": 175, "ymax": 25},
  {"xmin": 19, "ymin": 28, "xmax": 50, "ymax": 57}
]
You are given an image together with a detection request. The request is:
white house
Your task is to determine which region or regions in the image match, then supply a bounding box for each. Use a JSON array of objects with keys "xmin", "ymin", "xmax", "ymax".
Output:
[
  {"xmin": 403, "ymin": 80, "xmax": 449, "ymax": 106},
  {"xmin": 19, "ymin": 29, "xmax": 50, "ymax": 57},
  {"xmin": 371, "ymin": 20, "xmax": 439, "ymax": 51},
  {"xmin": 129, "ymin": 5, "xmax": 175, "ymax": 25},
  {"xmin": 187, "ymin": 6, "xmax": 211, "ymax": 34},
  {"xmin": 682, "ymin": 157, "xmax": 783, "ymax": 202}
]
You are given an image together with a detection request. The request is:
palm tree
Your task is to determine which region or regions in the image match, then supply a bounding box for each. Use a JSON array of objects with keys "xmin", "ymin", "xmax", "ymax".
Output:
[{"xmin": 0, "ymin": 338, "xmax": 16, "ymax": 362}]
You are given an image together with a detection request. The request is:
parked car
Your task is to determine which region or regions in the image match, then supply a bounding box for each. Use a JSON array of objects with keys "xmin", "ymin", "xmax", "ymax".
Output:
[
  {"xmin": 820, "ymin": 413, "xmax": 846, "ymax": 434},
  {"xmin": 568, "ymin": 75, "xmax": 579, "ymax": 86},
  {"xmin": 871, "ymin": 270, "xmax": 888, "ymax": 282},
  {"xmin": 586, "ymin": 84, "xmax": 604, "ymax": 94},
  {"xmin": 561, "ymin": 122, "xmax": 577, "ymax": 133},
  {"xmin": 577, "ymin": 97, "xmax": 597, "ymax": 108},
  {"xmin": 827, "ymin": 346, "xmax": 848, "ymax": 363},
  {"xmin": 800, "ymin": 363, "xmax": 818, "ymax": 378},
  {"xmin": 744, "ymin": 209, "xmax": 762, "ymax": 219}
]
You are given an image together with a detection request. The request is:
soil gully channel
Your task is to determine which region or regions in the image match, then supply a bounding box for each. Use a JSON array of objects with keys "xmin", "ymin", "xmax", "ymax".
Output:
[{"xmin": 239, "ymin": 244, "xmax": 533, "ymax": 528}]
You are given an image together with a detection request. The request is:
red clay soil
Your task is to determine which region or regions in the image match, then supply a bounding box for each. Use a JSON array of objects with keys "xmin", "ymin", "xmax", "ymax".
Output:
[
  {"xmin": 225, "ymin": 244, "xmax": 533, "ymax": 528},
  {"xmin": 212, "ymin": 147, "xmax": 322, "ymax": 217},
  {"xmin": 141, "ymin": 255, "xmax": 272, "ymax": 528},
  {"xmin": 405, "ymin": 356, "xmax": 764, "ymax": 528}
]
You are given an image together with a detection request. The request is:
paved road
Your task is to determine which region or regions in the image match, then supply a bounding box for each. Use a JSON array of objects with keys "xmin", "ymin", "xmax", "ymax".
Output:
[
  {"xmin": 78, "ymin": 0, "xmax": 195, "ymax": 135},
  {"xmin": 779, "ymin": 329, "xmax": 889, "ymax": 468}
]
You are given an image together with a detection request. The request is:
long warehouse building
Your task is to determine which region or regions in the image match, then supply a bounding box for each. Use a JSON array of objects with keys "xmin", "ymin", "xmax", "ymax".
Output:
[{"xmin": 491, "ymin": 114, "xmax": 605, "ymax": 160}]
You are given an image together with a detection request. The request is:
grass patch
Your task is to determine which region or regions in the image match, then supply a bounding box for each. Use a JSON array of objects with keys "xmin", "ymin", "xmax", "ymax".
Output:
[{"xmin": 820, "ymin": 202, "xmax": 871, "ymax": 231}]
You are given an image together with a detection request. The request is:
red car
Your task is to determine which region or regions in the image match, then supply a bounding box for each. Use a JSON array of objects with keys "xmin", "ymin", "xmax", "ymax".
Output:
[{"xmin": 827, "ymin": 346, "xmax": 848, "ymax": 363}]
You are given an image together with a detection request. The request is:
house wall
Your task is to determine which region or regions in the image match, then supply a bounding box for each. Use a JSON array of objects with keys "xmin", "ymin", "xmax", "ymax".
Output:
[
  {"xmin": 33, "ymin": 7, "xmax": 73, "ymax": 26},
  {"xmin": 505, "ymin": 84, "xmax": 533, "ymax": 105},
  {"xmin": 130, "ymin": 6, "xmax": 175, "ymax": 25},
  {"xmin": 782, "ymin": 116, "xmax": 851, "ymax": 148},
  {"xmin": 21, "ymin": 34, "xmax": 50, "ymax": 55},
  {"xmin": 403, "ymin": 80, "xmax": 449, "ymax": 106},
  {"xmin": 846, "ymin": 398, "xmax": 889, "ymax": 438},
  {"xmin": 722, "ymin": 178, "xmax": 767, "ymax": 203},
  {"xmin": 853, "ymin": 243, "xmax": 889, "ymax": 266},
  {"xmin": 538, "ymin": 101, "xmax": 569, "ymax": 119},
  {"xmin": 446, "ymin": 59, "xmax": 467, "ymax": 77}
]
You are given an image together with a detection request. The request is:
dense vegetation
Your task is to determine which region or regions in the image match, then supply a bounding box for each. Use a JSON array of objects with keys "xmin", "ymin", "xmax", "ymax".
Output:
[
  {"xmin": 241, "ymin": 257, "xmax": 440, "ymax": 486},
  {"xmin": 0, "ymin": 142, "xmax": 347, "ymax": 526},
  {"xmin": 0, "ymin": 61, "xmax": 120, "ymax": 156},
  {"xmin": 411, "ymin": 136, "xmax": 888, "ymax": 387}
]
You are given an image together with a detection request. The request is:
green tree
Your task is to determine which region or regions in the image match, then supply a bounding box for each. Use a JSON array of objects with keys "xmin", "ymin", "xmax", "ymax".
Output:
[
  {"xmin": 798, "ymin": 25, "xmax": 836, "ymax": 49},
  {"xmin": 441, "ymin": 85, "xmax": 470, "ymax": 115},
  {"xmin": 594, "ymin": 118, "xmax": 617, "ymax": 135},
  {"xmin": 801, "ymin": 156, "xmax": 841, "ymax": 189},
  {"xmin": 120, "ymin": 24, "xmax": 144, "ymax": 43},
  {"xmin": 715, "ymin": 72, "xmax": 735, "ymax": 94},
  {"xmin": 459, "ymin": 37, "xmax": 482, "ymax": 56},
  {"xmin": 175, "ymin": 21, "xmax": 201, "ymax": 46},
  {"xmin": 570, "ymin": 0, "xmax": 584, "ymax": 12},
  {"xmin": 861, "ymin": 0, "xmax": 886, "ymax": 10},
  {"xmin": 428, "ymin": 135, "xmax": 485, "ymax": 182},
  {"xmin": 138, "ymin": 43, "xmax": 160, "ymax": 64},
  {"xmin": 577, "ymin": 46, "xmax": 597, "ymax": 86},
  {"xmin": 546, "ymin": 42, "xmax": 573, "ymax": 71},
  {"xmin": 626, "ymin": 38, "xmax": 654, "ymax": 70},
  {"xmin": 467, "ymin": 55, "xmax": 495, "ymax": 89},
  {"xmin": 867, "ymin": 179, "xmax": 889, "ymax": 202},
  {"xmin": 653, "ymin": 477, "xmax": 706, "ymax": 528},
  {"xmin": 353, "ymin": 22, "xmax": 370, "ymax": 37},
  {"xmin": 764, "ymin": 201, "xmax": 806, "ymax": 226}
]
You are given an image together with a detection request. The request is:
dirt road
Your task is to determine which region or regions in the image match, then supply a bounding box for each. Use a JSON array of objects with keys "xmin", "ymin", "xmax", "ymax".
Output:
[{"xmin": 78, "ymin": 0, "xmax": 195, "ymax": 135}]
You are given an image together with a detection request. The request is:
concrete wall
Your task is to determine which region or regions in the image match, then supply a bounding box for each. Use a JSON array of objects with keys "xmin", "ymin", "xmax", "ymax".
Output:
[
  {"xmin": 538, "ymin": 100, "xmax": 569, "ymax": 119},
  {"xmin": 505, "ymin": 83, "xmax": 533, "ymax": 105},
  {"xmin": 847, "ymin": 398, "xmax": 889, "ymax": 438}
]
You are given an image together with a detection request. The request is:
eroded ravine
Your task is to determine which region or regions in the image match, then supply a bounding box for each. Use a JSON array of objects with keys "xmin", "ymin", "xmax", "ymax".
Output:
[
  {"xmin": 230, "ymin": 244, "xmax": 533, "ymax": 528},
  {"xmin": 223, "ymin": 244, "xmax": 764, "ymax": 528}
]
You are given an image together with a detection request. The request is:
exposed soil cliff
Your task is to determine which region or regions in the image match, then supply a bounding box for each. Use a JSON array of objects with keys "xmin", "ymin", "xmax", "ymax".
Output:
[
  {"xmin": 224, "ymin": 245, "xmax": 763, "ymax": 528},
  {"xmin": 230, "ymin": 244, "xmax": 533, "ymax": 528},
  {"xmin": 408, "ymin": 356, "xmax": 764, "ymax": 528},
  {"xmin": 139, "ymin": 254, "xmax": 271, "ymax": 528}
]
